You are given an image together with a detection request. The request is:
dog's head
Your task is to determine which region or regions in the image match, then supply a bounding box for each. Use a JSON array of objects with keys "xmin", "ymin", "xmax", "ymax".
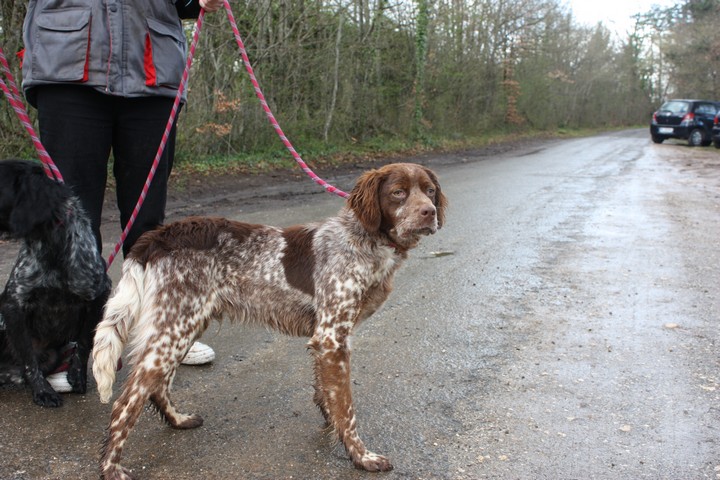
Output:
[
  {"xmin": 0, "ymin": 160, "xmax": 69, "ymax": 238},
  {"xmin": 348, "ymin": 163, "xmax": 447, "ymax": 248}
]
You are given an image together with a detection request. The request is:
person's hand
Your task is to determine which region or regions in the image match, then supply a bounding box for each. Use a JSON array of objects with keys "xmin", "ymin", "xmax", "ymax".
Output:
[{"xmin": 200, "ymin": 0, "xmax": 224, "ymax": 12}]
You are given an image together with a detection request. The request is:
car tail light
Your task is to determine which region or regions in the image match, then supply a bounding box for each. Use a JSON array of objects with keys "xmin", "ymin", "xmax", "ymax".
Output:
[
  {"xmin": 680, "ymin": 113, "xmax": 695, "ymax": 125},
  {"xmin": 715, "ymin": 115, "xmax": 719, "ymax": 126},
  {"xmin": 652, "ymin": 113, "xmax": 658, "ymax": 124}
]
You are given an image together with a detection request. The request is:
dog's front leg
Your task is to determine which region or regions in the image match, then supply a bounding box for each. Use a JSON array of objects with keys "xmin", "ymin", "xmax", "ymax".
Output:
[
  {"xmin": 1, "ymin": 298, "xmax": 62, "ymax": 407},
  {"xmin": 69, "ymin": 285, "xmax": 110, "ymax": 393},
  {"xmin": 309, "ymin": 325, "xmax": 393, "ymax": 472}
]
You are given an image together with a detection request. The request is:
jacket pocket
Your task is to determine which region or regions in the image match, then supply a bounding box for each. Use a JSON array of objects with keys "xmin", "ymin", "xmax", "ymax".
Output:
[
  {"xmin": 32, "ymin": 8, "xmax": 91, "ymax": 82},
  {"xmin": 144, "ymin": 17, "xmax": 186, "ymax": 88}
]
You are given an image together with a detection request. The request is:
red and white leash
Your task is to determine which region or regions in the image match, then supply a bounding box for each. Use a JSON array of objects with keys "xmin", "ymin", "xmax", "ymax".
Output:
[
  {"xmin": 0, "ymin": 49, "xmax": 63, "ymax": 183},
  {"xmin": 221, "ymin": 1, "xmax": 349, "ymax": 199}
]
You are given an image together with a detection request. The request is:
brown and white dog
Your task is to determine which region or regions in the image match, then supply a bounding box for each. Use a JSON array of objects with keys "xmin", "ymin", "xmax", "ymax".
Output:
[{"xmin": 92, "ymin": 162, "xmax": 447, "ymax": 479}]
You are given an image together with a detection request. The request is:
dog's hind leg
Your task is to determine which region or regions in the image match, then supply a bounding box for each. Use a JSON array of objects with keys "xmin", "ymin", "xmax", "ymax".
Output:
[
  {"xmin": 1, "ymin": 298, "xmax": 63, "ymax": 407},
  {"xmin": 100, "ymin": 336, "xmax": 206, "ymax": 478},
  {"xmin": 0, "ymin": 364, "xmax": 24, "ymax": 385},
  {"xmin": 100, "ymin": 366, "xmax": 156, "ymax": 480},
  {"xmin": 150, "ymin": 362, "xmax": 203, "ymax": 429}
]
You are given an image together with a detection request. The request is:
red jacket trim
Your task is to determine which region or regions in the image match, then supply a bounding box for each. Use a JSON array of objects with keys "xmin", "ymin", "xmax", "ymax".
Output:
[{"xmin": 144, "ymin": 33, "xmax": 157, "ymax": 87}]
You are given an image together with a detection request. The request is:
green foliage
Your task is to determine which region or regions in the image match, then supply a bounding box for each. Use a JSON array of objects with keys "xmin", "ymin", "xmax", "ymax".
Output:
[{"xmin": 663, "ymin": 0, "xmax": 720, "ymax": 98}]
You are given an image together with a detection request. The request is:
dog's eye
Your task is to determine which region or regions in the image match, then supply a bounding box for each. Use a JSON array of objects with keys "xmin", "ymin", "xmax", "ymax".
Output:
[
  {"xmin": 392, "ymin": 189, "xmax": 406, "ymax": 198},
  {"xmin": 426, "ymin": 187, "xmax": 436, "ymax": 196}
]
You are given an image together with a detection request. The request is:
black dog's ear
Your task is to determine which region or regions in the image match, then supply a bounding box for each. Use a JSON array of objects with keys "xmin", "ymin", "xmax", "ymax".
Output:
[{"xmin": 9, "ymin": 173, "xmax": 67, "ymax": 237}]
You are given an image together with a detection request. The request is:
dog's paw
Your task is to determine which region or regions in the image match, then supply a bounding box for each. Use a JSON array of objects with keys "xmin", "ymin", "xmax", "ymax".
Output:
[
  {"xmin": 354, "ymin": 451, "xmax": 394, "ymax": 472},
  {"xmin": 102, "ymin": 464, "xmax": 137, "ymax": 480},
  {"xmin": 172, "ymin": 413, "xmax": 204, "ymax": 429},
  {"xmin": 32, "ymin": 388, "xmax": 63, "ymax": 408}
]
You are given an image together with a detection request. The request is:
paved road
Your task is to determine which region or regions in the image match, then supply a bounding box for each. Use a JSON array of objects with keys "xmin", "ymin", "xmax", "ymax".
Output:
[{"xmin": 1, "ymin": 129, "xmax": 718, "ymax": 479}]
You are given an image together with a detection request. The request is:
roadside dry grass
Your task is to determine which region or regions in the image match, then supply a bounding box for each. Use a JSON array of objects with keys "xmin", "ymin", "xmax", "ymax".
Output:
[{"xmin": 170, "ymin": 127, "xmax": 613, "ymax": 180}]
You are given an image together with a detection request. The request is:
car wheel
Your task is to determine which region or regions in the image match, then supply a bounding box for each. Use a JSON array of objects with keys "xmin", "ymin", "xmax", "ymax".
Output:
[
  {"xmin": 688, "ymin": 129, "xmax": 705, "ymax": 146},
  {"xmin": 651, "ymin": 135, "xmax": 665, "ymax": 144},
  {"xmin": 714, "ymin": 139, "xmax": 720, "ymax": 149}
]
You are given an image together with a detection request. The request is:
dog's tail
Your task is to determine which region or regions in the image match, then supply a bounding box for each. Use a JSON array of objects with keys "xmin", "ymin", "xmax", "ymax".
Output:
[{"xmin": 92, "ymin": 259, "xmax": 146, "ymax": 404}]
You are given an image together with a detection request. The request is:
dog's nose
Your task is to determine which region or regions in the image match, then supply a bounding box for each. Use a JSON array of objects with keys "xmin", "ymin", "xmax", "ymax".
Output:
[{"xmin": 420, "ymin": 205, "xmax": 436, "ymax": 218}]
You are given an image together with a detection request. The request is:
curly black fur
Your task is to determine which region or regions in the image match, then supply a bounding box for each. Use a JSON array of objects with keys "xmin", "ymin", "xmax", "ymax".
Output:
[{"xmin": 0, "ymin": 159, "xmax": 111, "ymax": 407}]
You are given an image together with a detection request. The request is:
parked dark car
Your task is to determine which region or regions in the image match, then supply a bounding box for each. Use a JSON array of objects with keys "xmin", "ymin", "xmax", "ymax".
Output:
[
  {"xmin": 650, "ymin": 99, "xmax": 720, "ymax": 146},
  {"xmin": 712, "ymin": 113, "xmax": 720, "ymax": 148}
]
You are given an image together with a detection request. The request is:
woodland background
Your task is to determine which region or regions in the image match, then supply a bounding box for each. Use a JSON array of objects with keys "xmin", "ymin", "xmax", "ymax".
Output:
[{"xmin": 1, "ymin": 0, "xmax": 719, "ymax": 166}]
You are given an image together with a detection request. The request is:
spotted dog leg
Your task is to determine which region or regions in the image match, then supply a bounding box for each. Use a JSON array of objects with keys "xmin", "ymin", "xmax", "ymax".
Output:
[
  {"xmin": 100, "ymin": 345, "xmax": 203, "ymax": 479},
  {"xmin": 150, "ymin": 363, "xmax": 204, "ymax": 429},
  {"xmin": 100, "ymin": 367, "xmax": 151, "ymax": 480},
  {"xmin": 309, "ymin": 328, "xmax": 393, "ymax": 472}
]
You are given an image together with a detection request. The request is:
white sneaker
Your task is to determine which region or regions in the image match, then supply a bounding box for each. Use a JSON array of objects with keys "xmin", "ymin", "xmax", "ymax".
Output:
[
  {"xmin": 45, "ymin": 342, "xmax": 76, "ymax": 393},
  {"xmin": 46, "ymin": 372, "xmax": 73, "ymax": 393},
  {"xmin": 181, "ymin": 341, "xmax": 215, "ymax": 365}
]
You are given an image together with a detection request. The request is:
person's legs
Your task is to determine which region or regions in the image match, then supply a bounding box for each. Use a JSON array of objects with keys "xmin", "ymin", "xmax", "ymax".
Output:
[
  {"xmin": 35, "ymin": 85, "xmax": 113, "ymax": 251},
  {"xmin": 112, "ymin": 98, "xmax": 214, "ymax": 365},
  {"xmin": 111, "ymin": 96, "xmax": 178, "ymax": 256}
]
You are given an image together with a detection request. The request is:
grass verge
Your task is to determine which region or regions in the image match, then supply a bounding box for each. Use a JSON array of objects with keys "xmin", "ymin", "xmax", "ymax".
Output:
[{"xmin": 172, "ymin": 127, "xmax": 607, "ymax": 179}]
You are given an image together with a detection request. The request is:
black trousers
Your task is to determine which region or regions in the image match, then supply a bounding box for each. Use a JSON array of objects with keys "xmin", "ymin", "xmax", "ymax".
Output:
[{"xmin": 34, "ymin": 85, "xmax": 178, "ymax": 256}]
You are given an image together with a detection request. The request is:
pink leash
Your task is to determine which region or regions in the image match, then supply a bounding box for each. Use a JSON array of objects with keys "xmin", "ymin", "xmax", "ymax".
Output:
[
  {"xmin": 221, "ymin": 1, "xmax": 349, "ymax": 199},
  {"xmin": 0, "ymin": 49, "xmax": 63, "ymax": 183}
]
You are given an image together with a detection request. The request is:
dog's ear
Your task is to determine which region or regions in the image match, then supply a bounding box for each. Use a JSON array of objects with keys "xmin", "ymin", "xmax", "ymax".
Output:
[
  {"xmin": 348, "ymin": 169, "xmax": 386, "ymax": 234},
  {"xmin": 423, "ymin": 166, "xmax": 448, "ymax": 229},
  {"xmin": 10, "ymin": 173, "xmax": 66, "ymax": 237}
]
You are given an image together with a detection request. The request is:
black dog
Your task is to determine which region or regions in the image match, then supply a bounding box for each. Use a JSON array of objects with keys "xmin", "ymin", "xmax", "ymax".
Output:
[{"xmin": 0, "ymin": 159, "xmax": 111, "ymax": 407}]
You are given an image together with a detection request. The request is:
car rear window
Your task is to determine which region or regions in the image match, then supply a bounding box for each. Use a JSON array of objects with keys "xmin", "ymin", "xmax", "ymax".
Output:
[{"xmin": 659, "ymin": 101, "xmax": 690, "ymax": 114}]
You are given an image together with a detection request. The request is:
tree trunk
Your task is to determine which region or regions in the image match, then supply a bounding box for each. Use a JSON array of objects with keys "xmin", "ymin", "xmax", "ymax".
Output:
[
  {"xmin": 323, "ymin": 13, "xmax": 343, "ymax": 142},
  {"xmin": 413, "ymin": 0, "xmax": 429, "ymax": 140}
]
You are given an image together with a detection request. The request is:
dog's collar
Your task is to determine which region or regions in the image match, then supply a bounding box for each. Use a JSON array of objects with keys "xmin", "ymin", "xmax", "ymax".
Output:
[
  {"xmin": 378, "ymin": 229, "xmax": 408, "ymax": 255},
  {"xmin": 385, "ymin": 240, "xmax": 407, "ymax": 255}
]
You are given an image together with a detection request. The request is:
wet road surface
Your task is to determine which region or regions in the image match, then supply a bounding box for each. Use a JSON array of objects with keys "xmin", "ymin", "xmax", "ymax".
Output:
[{"xmin": 1, "ymin": 129, "xmax": 718, "ymax": 479}]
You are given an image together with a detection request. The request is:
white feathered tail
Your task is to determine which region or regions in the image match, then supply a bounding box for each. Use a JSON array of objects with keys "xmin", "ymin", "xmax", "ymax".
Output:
[{"xmin": 92, "ymin": 260, "xmax": 146, "ymax": 403}]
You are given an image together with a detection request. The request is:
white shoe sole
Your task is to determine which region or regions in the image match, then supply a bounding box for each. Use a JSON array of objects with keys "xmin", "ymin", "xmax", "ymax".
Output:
[
  {"xmin": 181, "ymin": 341, "xmax": 215, "ymax": 365},
  {"xmin": 46, "ymin": 372, "xmax": 72, "ymax": 393}
]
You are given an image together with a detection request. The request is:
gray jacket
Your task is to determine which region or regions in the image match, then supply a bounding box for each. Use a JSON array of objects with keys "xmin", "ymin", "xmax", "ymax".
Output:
[{"xmin": 22, "ymin": 0, "xmax": 201, "ymax": 105}]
